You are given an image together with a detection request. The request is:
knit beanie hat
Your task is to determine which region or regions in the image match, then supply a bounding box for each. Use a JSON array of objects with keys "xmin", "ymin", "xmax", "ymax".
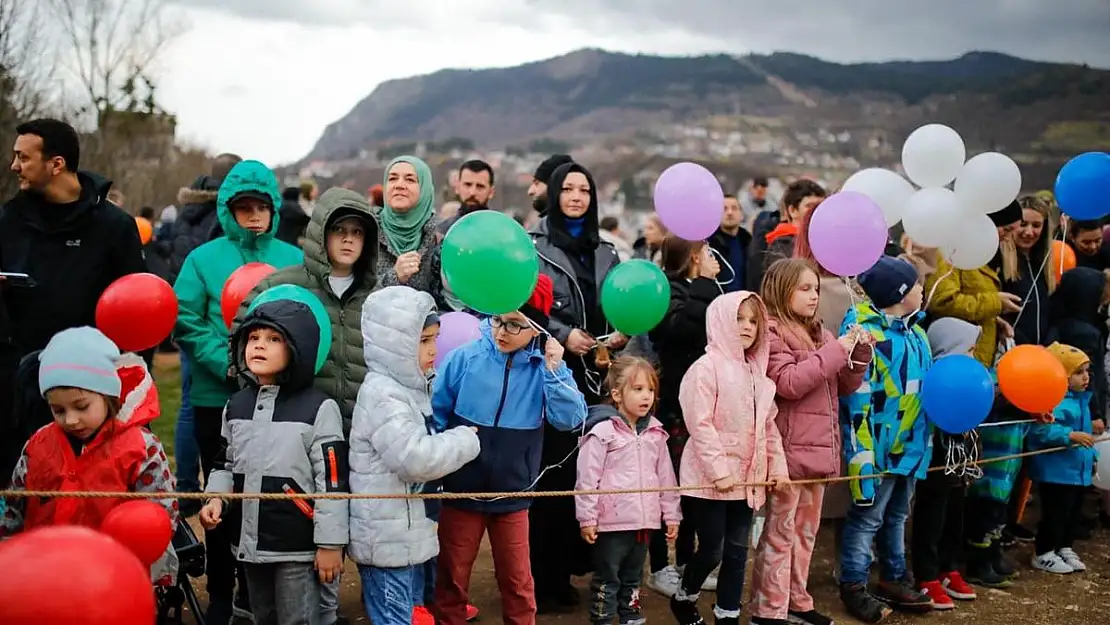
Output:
[
  {"xmin": 38, "ymin": 327, "xmax": 122, "ymax": 398},
  {"xmin": 520, "ymin": 274, "xmax": 554, "ymax": 330},
  {"xmin": 1046, "ymin": 342, "xmax": 1090, "ymax": 377},
  {"xmin": 858, "ymin": 256, "xmax": 919, "ymax": 309},
  {"xmin": 533, "ymin": 154, "xmax": 573, "ymax": 184},
  {"xmin": 989, "ymin": 199, "xmax": 1023, "ymax": 227}
]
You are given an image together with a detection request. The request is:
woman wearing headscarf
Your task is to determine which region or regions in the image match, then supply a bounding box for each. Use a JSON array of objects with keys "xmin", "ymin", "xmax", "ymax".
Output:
[
  {"xmin": 529, "ymin": 161, "xmax": 623, "ymax": 612},
  {"xmin": 377, "ymin": 156, "xmax": 444, "ymax": 307}
]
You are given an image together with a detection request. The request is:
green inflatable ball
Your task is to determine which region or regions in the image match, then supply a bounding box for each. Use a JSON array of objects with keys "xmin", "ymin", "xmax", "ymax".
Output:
[
  {"xmin": 601, "ymin": 259, "xmax": 671, "ymax": 336},
  {"xmin": 441, "ymin": 211, "xmax": 540, "ymax": 315},
  {"xmin": 247, "ymin": 284, "xmax": 332, "ymax": 374}
]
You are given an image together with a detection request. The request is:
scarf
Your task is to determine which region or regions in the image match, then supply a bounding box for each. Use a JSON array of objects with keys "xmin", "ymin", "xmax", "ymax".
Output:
[
  {"xmin": 545, "ymin": 162, "xmax": 600, "ymax": 256},
  {"xmin": 380, "ymin": 155, "xmax": 435, "ymax": 254}
]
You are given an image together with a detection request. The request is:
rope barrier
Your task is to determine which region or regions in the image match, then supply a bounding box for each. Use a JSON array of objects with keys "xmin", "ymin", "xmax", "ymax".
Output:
[{"xmin": 1, "ymin": 442, "xmax": 1095, "ymax": 502}]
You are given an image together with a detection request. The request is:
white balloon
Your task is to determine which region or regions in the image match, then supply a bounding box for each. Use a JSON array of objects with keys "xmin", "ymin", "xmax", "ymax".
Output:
[
  {"xmin": 1095, "ymin": 437, "xmax": 1110, "ymax": 491},
  {"xmin": 954, "ymin": 152, "xmax": 1022, "ymax": 214},
  {"xmin": 841, "ymin": 168, "xmax": 916, "ymax": 227},
  {"xmin": 901, "ymin": 124, "xmax": 967, "ymax": 188},
  {"xmin": 901, "ymin": 188, "xmax": 963, "ymax": 248},
  {"xmin": 943, "ymin": 213, "xmax": 1000, "ymax": 270}
]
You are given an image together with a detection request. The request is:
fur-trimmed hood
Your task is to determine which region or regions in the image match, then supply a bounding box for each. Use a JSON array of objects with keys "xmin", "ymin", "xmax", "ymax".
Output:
[{"xmin": 177, "ymin": 186, "xmax": 218, "ymax": 207}]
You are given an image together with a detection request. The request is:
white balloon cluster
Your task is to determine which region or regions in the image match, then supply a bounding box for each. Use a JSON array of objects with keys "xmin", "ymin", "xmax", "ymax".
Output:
[{"xmin": 842, "ymin": 123, "xmax": 1022, "ymax": 270}]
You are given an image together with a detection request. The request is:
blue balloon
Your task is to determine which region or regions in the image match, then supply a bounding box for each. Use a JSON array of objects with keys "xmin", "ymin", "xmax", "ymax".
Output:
[
  {"xmin": 1055, "ymin": 152, "xmax": 1110, "ymax": 220},
  {"xmin": 921, "ymin": 354, "xmax": 995, "ymax": 434}
]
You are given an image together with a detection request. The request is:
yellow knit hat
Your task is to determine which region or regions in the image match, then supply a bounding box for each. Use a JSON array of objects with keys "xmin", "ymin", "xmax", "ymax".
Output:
[{"xmin": 1046, "ymin": 342, "xmax": 1090, "ymax": 377}]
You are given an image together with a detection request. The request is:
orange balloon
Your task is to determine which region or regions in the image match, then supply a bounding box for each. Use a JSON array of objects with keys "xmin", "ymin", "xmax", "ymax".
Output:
[
  {"xmin": 997, "ymin": 344, "xmax": 1068, "ymax": 414},
  {"xmin": 1050, "ymin": 240, "xmax": 1076, "ymax": 282},
  {"xmin": 135, "ymin": 216, "xmax": 153, "ymax": 244}
]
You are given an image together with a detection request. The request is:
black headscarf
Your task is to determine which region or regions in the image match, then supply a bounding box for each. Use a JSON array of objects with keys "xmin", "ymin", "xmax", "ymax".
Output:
[{"xmin": 544, "ymin": 162, "xmax": 600, "ymax": 256}]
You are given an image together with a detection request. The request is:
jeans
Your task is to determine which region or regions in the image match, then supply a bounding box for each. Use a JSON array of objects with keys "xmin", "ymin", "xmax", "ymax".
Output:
[
  {"xmin": 319, "ymin": 576, "xmax": 340, "ymax": 624},
  {"xmin": 648, "ymin": 499, "xmax": 696, "ymax": 572},
  {"xmin": 911, "ymin": 476, "xmax": 965, "ymax": 582},
  {"xmin": 243, "ymin": 562, "xmax": 321, "ymax": 625},
  {"xmin": 839, "ymin": 475, "xmax": 915, "ymax": 585},
  {"xmin": 359, "ymin": 564, "xmax": 421, "ymax": 625},
  {"xmin": 590, "ymin": 531, "xmax": 649, "ymax": 624},
  {"xmin": 678, "ymin": 498, "xmax": 754, "ymax": 614},
  {"xmin": 413, "ymin": 557, "xmax": 436, "ymax": 606},
  {"xmin": 174, "ymin": 353, "xmax": 201, "ymax": 493},
  {"xmin": 1035, "ymin": 482, "xmax": 1085, "ymax": 555}
]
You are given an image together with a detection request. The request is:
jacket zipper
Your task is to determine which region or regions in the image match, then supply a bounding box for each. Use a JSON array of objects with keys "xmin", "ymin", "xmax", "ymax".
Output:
[
  {"xmin": 337, "ymin": 308, "xmax": 348, "ymax": 398},
  {"xmin": 492, "ymin": 357, "xmax": 513, "ymax": 427}
]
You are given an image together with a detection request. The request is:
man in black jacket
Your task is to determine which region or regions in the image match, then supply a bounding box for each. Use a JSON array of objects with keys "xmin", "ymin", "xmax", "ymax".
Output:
[
  {"xmin": 0, "ymin": 118, "xmax": 147, "ymax": 483},
  {"xmin": 708, "ymin": 194, "xmax": 752, "ymax": 292}
]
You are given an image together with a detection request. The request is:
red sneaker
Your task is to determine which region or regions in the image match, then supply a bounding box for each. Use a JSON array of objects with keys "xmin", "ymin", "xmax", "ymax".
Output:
[
  {"xmin": 918, "ymin": 580, "xmax": 955, "ymax": 610},
  {"xmin": 413, "ymin": 606, "xmax": 435, "ymax": 625},
  {"xmin": 466, "ymin": 604, "xmax": 480, "ymax": 621},
  {"xmin": 942, "ymin": 571, "xmax": 977, "ymax": 600}
]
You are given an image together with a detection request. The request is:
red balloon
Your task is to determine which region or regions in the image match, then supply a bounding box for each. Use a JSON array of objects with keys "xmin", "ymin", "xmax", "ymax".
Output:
[
  {"xmin": 96, "ymin": 273, "xmax": 177, "ymax": 353},
  {"xmin": 100, "ymin": 500, "xmax": 173, "ymax": 567},
  {"xmin": 0, "ymin": 526, "xmax": 155, "ymax": 625},
  {"xmin": 221, "ymin": 262, "xmax": 276, "ymax": 330}
]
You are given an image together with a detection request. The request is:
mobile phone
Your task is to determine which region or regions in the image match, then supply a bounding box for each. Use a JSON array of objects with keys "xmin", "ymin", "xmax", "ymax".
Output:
[{"xmin": 0, "ymin": 272, "xmax": 35, "ymax": 288}]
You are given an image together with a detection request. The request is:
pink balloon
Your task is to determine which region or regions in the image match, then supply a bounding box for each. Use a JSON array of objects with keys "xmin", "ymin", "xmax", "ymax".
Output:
[
  {"xmin": 435, "ymin": 312, "xmax": 481, "ymax": 367},
  {"xmin": 807, "ymin": 191, "xmax": 888, "ymax": 277},
  {"xmin": 653, "ymin": 162, "xmax": 724, "ymax": 241}
]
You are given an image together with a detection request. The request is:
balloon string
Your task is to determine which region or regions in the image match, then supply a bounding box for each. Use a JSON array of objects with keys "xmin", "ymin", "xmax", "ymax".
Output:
[
  {"xmin": 1012, "ymin": 221, "xmax": 1066, "ymax": 329},
  {"xmin": 708, "ymin": 247, "xmax": 734, "ymax": 290}
]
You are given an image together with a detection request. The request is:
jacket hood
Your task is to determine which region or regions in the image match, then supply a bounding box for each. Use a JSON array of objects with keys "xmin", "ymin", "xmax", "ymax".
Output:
[
  {"xmin": 848, "ymin": 299, "xmax": 925, "ymax": 332},
  {"xmin": 361, "ymin": 286, "xmax": 437, "ymax": 390},
  {"xmin": 304, "ymin": 187, "xmax": 379, "ymax": 285},
  {"xmin": 705, "ymin": 291, "xmax": 770, "ymax": 369},
  {"xmin": 234, "ymin": 299, "xmax": 323, "ymax": 390},
  {"xmin": 543, "ymin": 162, "xmax": 600, "ymax": 250},
  {"xmin": 12, "ymin": 171, "xmax": 113, "ymax": 234},
  {"xmin": 765, "ymin": 222, "xmax": 799, "ymax": 245},
  {"xmin": 584, "ymin": 404, "xmax": 621, "ymax": 432},
  {"xmin": 1052, "ymin": 266, "xmax": 1106, "ymax": 323},
  {"xmin": 927, "ymin": 317, "xmax": 982, "ymax": 358},
  {"xmin": 216, "ymin": 160, "xmax": 282, "ymax": 247},
  {"xmin": 177, "ymin": 174, "xmax": 221, "ymax": 219},
  {"xmin": 114, "ymin": 352, "xmax": 160, "ymax": 430}
]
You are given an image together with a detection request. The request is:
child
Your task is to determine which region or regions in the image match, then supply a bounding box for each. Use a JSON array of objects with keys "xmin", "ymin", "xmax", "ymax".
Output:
[
  {"xmin": 1027, "ymin": 342, "xmax": 1099, "ymax": 574},
  {"xmin": 750, "ymin": 258, "xmax": 872, "ymax": 625},
  {"xmin": 431, "ymin": 274, "xmax": 587, "ymax": 625},
  {"xmin": 348, "ymin": 286, "xmax": 481, "ymax": 625},
  {"xmin": 199, "ymin": 298, "xmax": 349, "ymax": 625},
  {"xmin": 645, "ymin": 235, "xmax": 721, "ymax": 596},
  {"xmin": 576, "ymin": 355, "xmax": 682, "ymax": 625},
  {"xmin": 175, "ymin": 159, "xmax": 302, "ymax": 623},
  {"xmin": 0, "ymin": 327, "xmax": 179, "ymax": 582},
  {"xmin": 912, "ymin": 318, "xmax": 983, "ymax": 609},
  {"xmin": 838, "ymin": 256, "xmax": 934, "ymax": 623},
  {"xmin": 670, "ymin": 291, "xmax": 789, "ymax": 625}
]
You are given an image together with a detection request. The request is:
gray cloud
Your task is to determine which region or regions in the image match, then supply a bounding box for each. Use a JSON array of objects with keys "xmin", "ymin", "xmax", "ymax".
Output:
[{"xmin": 172, "ymin": 0, "xmax": 1110, "ymax": 66}]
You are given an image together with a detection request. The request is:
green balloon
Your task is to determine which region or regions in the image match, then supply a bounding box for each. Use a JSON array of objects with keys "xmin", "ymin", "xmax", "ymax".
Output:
[
  {"xmin": 247, "ymin": 284, "xmax": 332, "ymax": 374},
  {"xmin": 441, "ymin": 211, "xmax": 539, "ymax": 315},
  {"xmin": 601, "ymin": 260, "xmax": 671, "ymax": 336}
]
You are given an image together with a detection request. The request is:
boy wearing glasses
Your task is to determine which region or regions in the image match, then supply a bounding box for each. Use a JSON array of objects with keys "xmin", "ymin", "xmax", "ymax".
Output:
[{"xmin": 431, "ymin": 273, "xmax": 588, "ymax": 625}]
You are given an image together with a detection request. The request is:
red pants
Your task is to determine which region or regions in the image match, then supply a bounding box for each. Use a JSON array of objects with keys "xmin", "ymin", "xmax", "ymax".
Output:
[{"xmin": 434, "ymin": 507, "xmax": 536, "ymax": 625}]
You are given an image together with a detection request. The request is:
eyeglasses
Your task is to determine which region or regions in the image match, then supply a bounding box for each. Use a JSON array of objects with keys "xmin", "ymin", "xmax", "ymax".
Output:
[{"xmin": 490, "ymin": 317, "xmax": 530, "ymax": 336}]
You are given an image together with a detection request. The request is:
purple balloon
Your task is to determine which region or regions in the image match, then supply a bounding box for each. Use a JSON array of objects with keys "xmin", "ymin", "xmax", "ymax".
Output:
[
  {"xmin": 653, "ymin": 162, "xmax": 724, "ymax": 241},
  {"xmin": 435, "ymin": 312, "xmax": 481, "ymax": 367},
  {"xmin": 807, "ymin": 191, "xmax": 888, "ymax": 277}
]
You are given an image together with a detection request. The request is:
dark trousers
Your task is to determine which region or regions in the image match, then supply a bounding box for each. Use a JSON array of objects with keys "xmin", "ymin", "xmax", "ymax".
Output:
[
  {"xmin": 911, "ymin": 477, "xmax": 966, "ymax": 582},
  {"xmin": 195, "ymin": 405, "xmax": 246, "ymax": 604},
  {"xmin": 679, "ymin": 498, "xmax": 753, "ymax": 612},
  {"xmin": 590, "ymin": 531, "xmax": 650, "ymax": 624},
  {"xmin": 530, "ymin": 425, "xmax": 591, "ymax": 597},
  {"xmin": 1035, "ymin": 482, "xmax": 1085, "ymax": 555},
  {"xmin": 649, "ymin": 497, "xmax": 696, "ymax": 573},
  {"xmin": 964, "ymin": 495, "xmax": 1007, "ymax": 547}
]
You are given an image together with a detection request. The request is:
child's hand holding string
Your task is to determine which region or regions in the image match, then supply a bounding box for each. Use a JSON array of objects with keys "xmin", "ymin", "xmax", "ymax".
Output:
[
  {"xmin": 665, "ymin": 523, "xmax": 679, "ymax": 540},
  {"xmin": 580, "ymin": 526, "xmax": 598, "ymax": 544},
  {"xmin": 315, "ymin": 547, "xmax": 344, "ymax": 583}
]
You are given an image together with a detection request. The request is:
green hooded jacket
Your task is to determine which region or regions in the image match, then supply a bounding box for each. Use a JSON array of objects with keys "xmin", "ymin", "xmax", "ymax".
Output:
[
  {"xmin": 232, "ymin": 187, "xmax": 378, "ymax": 430},
  {"xmin": 173, "ymin": 160, "xmax": 304, "ymax": 407}
]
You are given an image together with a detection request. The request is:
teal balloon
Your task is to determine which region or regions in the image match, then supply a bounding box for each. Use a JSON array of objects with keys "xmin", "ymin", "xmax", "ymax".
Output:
[
  {"xmin": 441, "ymin": 211, "xmax": 539, "ymax": 315},
  {"xmin": 601, "ymin": 260, "xmax": 671, "ymax": 335},
  {"xmin": 247, "ymin": 284, "xmax": 332, "ymax": 374}
]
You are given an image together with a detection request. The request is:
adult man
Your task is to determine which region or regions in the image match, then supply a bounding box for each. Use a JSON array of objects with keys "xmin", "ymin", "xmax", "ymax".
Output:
[
  {"xmin": 599, "ymin": 216, "xmax": 634, "ymax": 262},
  {"xmin": 0, "ymin": 118, "xmax": 146, "ymax": 483},
  {"xmin": 741, "ymin": 176, "xmax": 777, "ymax": 230},
  {"xmin": 708, "ymin": 194, "xmax": 751, "ymax": 292},
  {"xmin": 748, "ymin": 179, "xmax": 826, "ymax": 288},
  {"xmin": 528, "ymin": 154, "xmax": 573, "ymax": 217},
  {"xmin": 436, "ymin": 159, "xmax": 496, "ymax": 239}
]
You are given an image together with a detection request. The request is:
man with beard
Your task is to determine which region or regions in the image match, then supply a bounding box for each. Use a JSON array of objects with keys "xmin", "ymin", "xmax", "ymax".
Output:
[
  {"xmin": 0, "ymin": 118, "xmax": 146, "ymax": 484},
  {"xmin": 436, "ymin": 159, "xmax": 496, "ymax": 239},
  {"xmin": 528, "ymin": 153, "xmax": 573, "ymax": 217},
  {"xmin": 708, "ymin": 194, "xmax": 751, "ymax": 292}
]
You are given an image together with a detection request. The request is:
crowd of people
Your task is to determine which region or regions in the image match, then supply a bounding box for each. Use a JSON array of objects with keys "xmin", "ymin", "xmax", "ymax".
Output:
[{"xmin": 0, "ymin": 117, "xmax": 1107, "ymax": 625}]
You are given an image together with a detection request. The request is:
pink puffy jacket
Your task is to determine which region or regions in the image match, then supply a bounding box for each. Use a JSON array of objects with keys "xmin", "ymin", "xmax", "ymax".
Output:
[
  {"xmin": 678, "ymin": 291, "xmax": 788, "ymax": 510},
  {"xmin": 575, "ymin": 406, "xmax": 683, "ymax": 531},
  {"xmin": 765, "ymin": 319, "xmax": 872, "ymax": 479}
]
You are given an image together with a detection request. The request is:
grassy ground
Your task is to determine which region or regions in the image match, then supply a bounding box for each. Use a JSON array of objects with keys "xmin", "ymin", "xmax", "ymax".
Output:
[{"xmin": 151, "ymin": 352, "xmax": 182, "ymax": 463}]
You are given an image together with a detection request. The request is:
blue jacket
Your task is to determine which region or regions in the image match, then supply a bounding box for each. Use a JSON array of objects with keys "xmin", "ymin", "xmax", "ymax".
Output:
[
  {"xmin": 1028, "ymin": 390, "xmax": 1098, "ymax": 487},
  {"xmin": 839, "ymin": 302, "xmax": 934, "ymax": 505},
  {"xmin": 432, "ymin": 321, "xmax": 587, "ymax": 513}
]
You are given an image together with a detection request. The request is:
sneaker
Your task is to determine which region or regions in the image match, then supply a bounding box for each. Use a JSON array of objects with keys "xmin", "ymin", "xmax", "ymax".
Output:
[
  {"xmin": 669, "ymin": 597, "xmax": 704, "ymax": 625},
  {"xmin": 1007, "ymin": 524, "xmax": 1036, "ymax": 543},
  {"xmin": 874, "ymin": 580, "xmax": 933, "ymax": 612},
  {"xmin": 702, "ymin": 566, "xmax": 719, "ymax": 592},
  {"xmin": 965, "ymin": 553, "xmax": 1013, "ymax": 589},
  {"xmin": 991, "ymin": 548, "xmax": 1019, "ymax": 579},
  {"xmin": 786, "ymin": 609, "xmax": 833, "ymax": 625},
  {"xmin": 839, "ymin": 583, "xmax": 892, "ymax": 624},
  {"xmin": 1057, "ymin": 548, "xmax": 1087, "ymax": 572},
  {"xmin": 413, "ymin": 606, "xmax": 436, "ymax": 625},
  {"xmin": 647, "ymin": 565, "xmax": 682, "ymax": 597},
  {"xmin": 917, "ymin": 580, "xmax": 955, "ymax": 611},
  {"xmin": 941, "ymin": 571, "xmax": 976, "ymax": 600},
  {"xmin": 1031, "ymin": 551, "xmax": 1074, "ymax": 574},
  {"xmin": 466, "ymin": 604, "xmax": 480, "ymax": 621}
]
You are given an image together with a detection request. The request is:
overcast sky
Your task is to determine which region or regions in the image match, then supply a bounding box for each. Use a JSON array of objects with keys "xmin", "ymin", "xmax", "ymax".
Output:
[{"xmin": 152, "ymin": 0, "xmax": 1110, "ymax": 166}]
